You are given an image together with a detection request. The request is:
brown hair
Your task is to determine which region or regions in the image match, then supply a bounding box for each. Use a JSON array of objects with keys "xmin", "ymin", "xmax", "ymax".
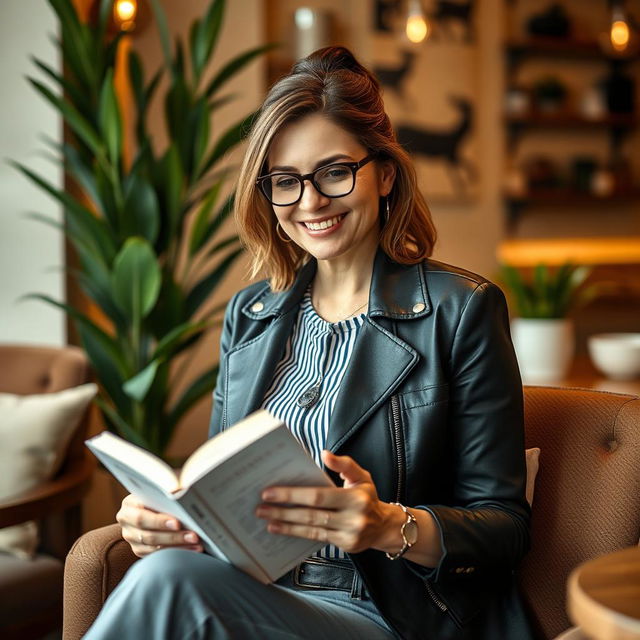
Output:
[{"xmin": 235, "ymin": 46, "xmax": 437, "ymax": 291}]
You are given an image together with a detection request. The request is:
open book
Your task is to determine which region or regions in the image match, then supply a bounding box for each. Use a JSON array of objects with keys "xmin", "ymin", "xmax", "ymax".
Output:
[{"xmin": 85, "ymin": 410, "xmax": 334, "ymax": 583}]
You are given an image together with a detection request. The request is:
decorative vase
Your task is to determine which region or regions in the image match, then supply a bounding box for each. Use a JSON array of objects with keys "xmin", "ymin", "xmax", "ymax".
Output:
[{"xmin": 511, "ymin": 318, "xmax": 575, "ymax": 384}]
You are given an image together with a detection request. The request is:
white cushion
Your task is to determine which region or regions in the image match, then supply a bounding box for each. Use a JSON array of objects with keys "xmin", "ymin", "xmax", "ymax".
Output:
[{"xmin": 0, "ymin": 383, "xmax": 97, "ymax": 559}]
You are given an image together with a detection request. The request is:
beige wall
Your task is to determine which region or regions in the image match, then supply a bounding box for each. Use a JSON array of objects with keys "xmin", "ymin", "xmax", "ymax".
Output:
[{"xmin": 0, "ymin": 2, "xmax": 64, "ymax": 345}]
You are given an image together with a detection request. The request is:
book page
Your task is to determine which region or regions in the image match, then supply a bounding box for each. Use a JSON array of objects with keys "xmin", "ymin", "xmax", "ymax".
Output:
[
  {"xmin": 86, "ymin": 435, "xmax": 233, "ymax": 565},
  {"xmin": 180, "ymin": 410, "xmax": 283, "ymax": 488},
  {"xmin": 86, "ymin": 432, "xmax": 179, "ymax": 493},
  {"xmin": 189, "ymin": 423, "xmax": 334, "ymax": 581}
]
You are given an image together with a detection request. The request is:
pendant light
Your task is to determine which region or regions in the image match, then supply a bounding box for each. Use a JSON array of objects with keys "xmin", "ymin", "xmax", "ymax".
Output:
[{"xmin": 405, "ymin": 0, "xmax": 429, "ymax": 44}]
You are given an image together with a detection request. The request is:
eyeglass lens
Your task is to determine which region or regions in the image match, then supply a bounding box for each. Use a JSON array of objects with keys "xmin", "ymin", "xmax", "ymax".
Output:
[{"xmin": 263, "ymin": 164, "xmax": 355, "ymax": 206}]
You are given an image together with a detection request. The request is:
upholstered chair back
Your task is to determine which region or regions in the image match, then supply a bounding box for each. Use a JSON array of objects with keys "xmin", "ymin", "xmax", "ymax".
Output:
[{"xmin": 519, "ymin": 386, "xmax": 640, "ymax": 639}]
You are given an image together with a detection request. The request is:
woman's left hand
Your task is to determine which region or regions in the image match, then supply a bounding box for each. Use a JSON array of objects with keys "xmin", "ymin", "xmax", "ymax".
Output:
[{"xmin": 256, "ymin": 450, "xmax": 394, "ymax": 554}]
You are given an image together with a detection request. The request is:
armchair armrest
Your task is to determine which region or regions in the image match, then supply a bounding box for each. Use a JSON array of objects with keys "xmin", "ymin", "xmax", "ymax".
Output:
[
  {"xmin": 0, "ymin": 455, "xmax": 95, "ymax": 529},
  {"xmin": 63, "ymin": 523, "xmax": 138, "ymax": 640}
]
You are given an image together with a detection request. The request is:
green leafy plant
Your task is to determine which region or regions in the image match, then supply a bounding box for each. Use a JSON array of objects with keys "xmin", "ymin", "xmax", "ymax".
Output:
[
  {"xmin": 501, "ymin": 263, "xmax": 598, "ymax": 318},
  {"xmin": 15, "ymin": 0, "xmax": 271, "ymax": 458}
]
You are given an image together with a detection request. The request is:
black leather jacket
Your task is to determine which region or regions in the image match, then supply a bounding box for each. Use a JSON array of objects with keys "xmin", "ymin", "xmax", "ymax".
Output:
[{"xmin": 209, "ymin": 250, "xmax": 534, "ymax": 640}]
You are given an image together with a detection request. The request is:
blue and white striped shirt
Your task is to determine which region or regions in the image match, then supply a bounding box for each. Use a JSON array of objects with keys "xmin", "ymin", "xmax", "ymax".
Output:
[{"xmin": 261, "ymin": 288, "xmax": 366, "ymax": 559}]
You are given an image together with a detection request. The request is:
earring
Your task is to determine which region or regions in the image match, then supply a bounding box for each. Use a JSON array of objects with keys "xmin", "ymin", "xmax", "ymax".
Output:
[
  {"xmin": 384, "ymin": 197, "xmax": 391, "ymax": 224},
  {"xmin": 276, "ymin": 221, "xmax": 292, "ymax": 243}
]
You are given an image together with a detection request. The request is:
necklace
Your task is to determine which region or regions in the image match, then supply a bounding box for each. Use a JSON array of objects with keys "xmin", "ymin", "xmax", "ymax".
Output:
[
  {"xmin": 312, "ymin": 299, "xmax": 369, "ymax": 323},
  {"xmin": 297, "ymin": 298, "xmax": 368, "ymax": 409}
]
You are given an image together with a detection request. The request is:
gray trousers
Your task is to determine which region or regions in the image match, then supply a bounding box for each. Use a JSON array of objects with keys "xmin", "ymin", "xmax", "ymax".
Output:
[{"xmin": 84, "ymin": 548, "xmax": 396, "ymax": 639}]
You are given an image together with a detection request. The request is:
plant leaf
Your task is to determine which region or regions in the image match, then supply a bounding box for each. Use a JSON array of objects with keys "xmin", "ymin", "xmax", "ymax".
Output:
[
  {"xmin": 124, "ymin": 359, "xmax": 161, "ymax": 401},
  {"xmin": 159, "ymin": 144, "xmax": 184, "ymax": 239},
  {"xmin": 48, "ymin": 0, "xmax": 97, "ymax": 90},
  {"xmin": 152, "ymin": 319, "xmax": 212, "ymax": 361},
  {"xmin": 123, "ymin": 173, "xmax": 161, "ymax": 244},
  {"xmin": 166, "ymin": 364, "xmax": 219, "ymax": 445},
  {"xmin": 23, "ymin": 293, "xmax": 129, "ymax": 375},
  {"xmin": 13, "ymin": 161, "xmax": 116, "ymax": 264},
  {"xmin": 191, "ymin": 0, "xmax": 224, "ymax": 84},
  {"xmin": 199, "ymin": 111, "xmax": 256, "ymax": 177},
  {"xmin": 111, "ymin": 238, "xmax": 162, "ymax": 321},
  {"xmin": 31, "ymin": 57, "xmax": 90, "ymax": 114},
  {"xmin": 59, "ymin": 142, "xmax": 103, "ymax": 213},
  {"xmin": 98, "ymin": 69, "xmax": 123, "ymax": 166},
  {"xmin": 205, "ymin": 44, "xmax": 276, "ymax": 98},
  {"xmin": 149, "ymin": 0, "xmax": 174, "ymax": 72},
  {"xmin": 188, "ymin": 179, "xmax": 224, "ymax": 256},
  {"xmin": 191, "ymin": 97, "xmax": 210, "ymax": 177},
  {"xmin": 202, "ymin": 192, "xmax": 235, "ymax": 247},
  {"xmin": 28, "ymin": 78, "xmax": 103, "ymax": 156},
  {"xmin": 205, "ymin": 235, "xmax": 241, "ymax": 259},
  {"xmin": 185, "ymin": 247, "xmax": 242, "ymax": 316},
  {"xmin": 95, "ymin": 396, "xmax": 147, "ymax": 448}
]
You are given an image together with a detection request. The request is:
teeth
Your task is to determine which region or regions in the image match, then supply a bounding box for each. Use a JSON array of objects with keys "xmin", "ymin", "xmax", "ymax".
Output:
[{"xmin": 304, "ymin": 215, "xmax": 342, "ymax": 231}]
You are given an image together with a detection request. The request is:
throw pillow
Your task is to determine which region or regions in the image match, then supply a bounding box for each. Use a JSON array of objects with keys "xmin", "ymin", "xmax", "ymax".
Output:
[{"xmin": 0, "ymin": 382, "xmax": 97, "ymax": 559}]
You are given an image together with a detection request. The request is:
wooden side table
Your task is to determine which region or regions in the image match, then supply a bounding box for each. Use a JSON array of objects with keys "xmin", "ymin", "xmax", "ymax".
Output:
[{"xmin": 567, "ymin": 547, "xmax": 640, "ymax": 640}]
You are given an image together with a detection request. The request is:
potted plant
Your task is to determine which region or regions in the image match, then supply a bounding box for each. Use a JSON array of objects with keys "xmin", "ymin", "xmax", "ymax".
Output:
[
  {"xmin": 14, "ymin": 0, "xmax": 271, "ymax": 460},
  {"xmin": 501, "ymin": 263, "xmax": 596, "ymax": 383}
]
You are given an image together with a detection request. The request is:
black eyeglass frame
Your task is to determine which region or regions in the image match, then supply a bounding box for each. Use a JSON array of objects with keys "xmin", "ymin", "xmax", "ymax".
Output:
[{"xmin": 256, "ymin": 154, "xmax": 375, "ymax": 207}]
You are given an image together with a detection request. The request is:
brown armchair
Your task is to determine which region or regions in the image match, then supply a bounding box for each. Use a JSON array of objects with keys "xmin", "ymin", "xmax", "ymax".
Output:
[
  {"xmin": 63, "ymin": 386, "xmax": 640, "ymax": 640},
  {"xmin": 0, "ymin": 345, "xmax": 95, "ymax": 640}
]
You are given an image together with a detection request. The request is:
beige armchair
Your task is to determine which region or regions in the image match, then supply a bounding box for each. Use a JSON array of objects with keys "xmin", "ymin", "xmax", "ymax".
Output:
[
  {"xmin": 63, "ymin": 386, "xmax": 640, "ymax": 640},
  {"xmin": 0, "ymin": 345, "xmax": 94, "ymax": 640}
]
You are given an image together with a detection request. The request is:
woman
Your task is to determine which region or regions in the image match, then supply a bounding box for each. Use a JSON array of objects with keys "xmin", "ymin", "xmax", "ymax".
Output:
[{"xmin": 87, "ymin": 47, "xmax": 533, "ymax": 640}]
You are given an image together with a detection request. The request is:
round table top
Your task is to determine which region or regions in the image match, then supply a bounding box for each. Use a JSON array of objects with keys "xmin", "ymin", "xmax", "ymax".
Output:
[{"xmin": 568, "ymin": 546, "xmax": 640, "ymax": 640}]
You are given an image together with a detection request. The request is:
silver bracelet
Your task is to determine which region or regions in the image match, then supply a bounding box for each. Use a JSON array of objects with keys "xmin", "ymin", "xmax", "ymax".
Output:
[{"xmin": 385, "ymin": 503, "xmax": 418, "ymax": 561}]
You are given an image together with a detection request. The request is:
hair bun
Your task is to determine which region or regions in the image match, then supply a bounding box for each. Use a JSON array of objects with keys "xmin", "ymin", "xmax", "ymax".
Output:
[{"xmin": 292, "ymin": 46, "xmax": 369, "ymax": 78}]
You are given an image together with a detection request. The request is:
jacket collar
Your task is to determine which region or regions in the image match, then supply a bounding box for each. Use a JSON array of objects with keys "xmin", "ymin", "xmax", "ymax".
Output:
[{"xmin": 241, "ymin": 249, "xmax": 432, "ymax": 320}]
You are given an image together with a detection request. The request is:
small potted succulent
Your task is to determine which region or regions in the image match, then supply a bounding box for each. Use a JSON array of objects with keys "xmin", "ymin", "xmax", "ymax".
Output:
[{"xmin": 501, "ymin": 263, "xmax": 597, "ymax": 383}]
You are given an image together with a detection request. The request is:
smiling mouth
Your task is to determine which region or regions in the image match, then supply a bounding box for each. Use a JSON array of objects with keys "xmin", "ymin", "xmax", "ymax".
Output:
[{"xmin": 301, "ymin": 214, "xmax": 346, "ymax": 231}]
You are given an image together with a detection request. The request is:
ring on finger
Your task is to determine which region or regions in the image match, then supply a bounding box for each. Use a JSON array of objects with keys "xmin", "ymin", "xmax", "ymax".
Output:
[
  {"xmin": 323, "ymin": 511, "xmax": 330, "ymax": 527},
  {"xmin": 138, "ymin": 532, "xmax": 144, "ymax": 545}
]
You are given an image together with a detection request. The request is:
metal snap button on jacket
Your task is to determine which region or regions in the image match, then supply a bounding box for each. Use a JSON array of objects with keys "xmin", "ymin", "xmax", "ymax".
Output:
[
  {"xmin": 251, "ymin": 301, "xmax": 264, "ymax": 312},
  {"xmin": 412, "ymin": 302, "xmax": 425, "ymax": 313}
]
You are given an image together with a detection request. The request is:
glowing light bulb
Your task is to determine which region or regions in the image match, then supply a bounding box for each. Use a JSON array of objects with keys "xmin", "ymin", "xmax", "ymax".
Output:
[
  {"xmin": 115, "ymin": 0, "xmax": 137, "ymax": 31},
  {"xmin": 610, "ymin": 4, "xmax": 630, "ymax": 52},
  {"xmin": 611, "ymin": 20, "xmax": 630, "ymax": 51},
  {"xmin": 406, "ymin": 1, "xmax": 429, "ymax": 44}
]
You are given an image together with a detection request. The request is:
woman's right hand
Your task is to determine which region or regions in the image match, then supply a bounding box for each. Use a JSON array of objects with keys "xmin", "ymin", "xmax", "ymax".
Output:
[{"xmin": 116, "ymin": 494, "xmax": 203, "ymax": 557}]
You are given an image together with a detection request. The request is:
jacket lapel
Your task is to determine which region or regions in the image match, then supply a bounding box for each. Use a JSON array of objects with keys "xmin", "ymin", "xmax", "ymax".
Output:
[
  {"xmin": 224, "ymin": 310, "xmax": 298, "ymax": 427},
  {"xmin": 326, "ymin": 317, "xmax": 418, "ymax": 452},
  {"xmin": 327, "ymin": 250, "xmax": 430, "ymax": 451},
  {"xmin": 223, "ymin": 260, "xmax": 316, "ymax": 427}
]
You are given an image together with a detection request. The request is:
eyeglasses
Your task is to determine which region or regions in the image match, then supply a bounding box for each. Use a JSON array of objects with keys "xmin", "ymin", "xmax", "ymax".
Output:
[{"xmin": 256, "ymin": 155, "xmax": 374, "ymax": 207}]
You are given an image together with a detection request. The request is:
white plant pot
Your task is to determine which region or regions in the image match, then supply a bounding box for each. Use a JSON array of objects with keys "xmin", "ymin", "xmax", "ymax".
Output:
[{"xmin": 511, "ymin": 318, "xmax": 574, "ymax": 384}]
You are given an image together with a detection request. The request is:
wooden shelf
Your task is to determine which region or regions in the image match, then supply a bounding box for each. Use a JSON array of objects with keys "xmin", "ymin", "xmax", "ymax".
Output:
[
  {"xmin": 506, "ymin": 188, "xmax": 640, "ymax": 206},
  {"xmin": 505, "ymin": 113, "xmax": 637, "ymax": 128},
  {"xmin": 497, "ymin": 237, "xmax": 640, "ymax": 267},
  {"xmin": 505, "ymin": 37, "xmax": 636, "ymax": 59}
]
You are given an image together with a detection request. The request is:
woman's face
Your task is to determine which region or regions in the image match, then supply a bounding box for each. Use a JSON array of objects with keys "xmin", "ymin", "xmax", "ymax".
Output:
[{"xmin": 265, "ymin": 113, "xmax": 395, "ymax": 266}]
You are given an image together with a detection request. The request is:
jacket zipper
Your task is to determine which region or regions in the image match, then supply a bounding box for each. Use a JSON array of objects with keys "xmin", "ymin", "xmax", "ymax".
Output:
[
  {"xmin": 390, "ymin": 395, "xmax": 404, "ymax": 502},
  {"xmin": 390, "ymin": 395, "xmax": 448, "ymax": 615},
  {"xmin": 424, "ymin": 581, "xmax": 448, "ymax": 612}
]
